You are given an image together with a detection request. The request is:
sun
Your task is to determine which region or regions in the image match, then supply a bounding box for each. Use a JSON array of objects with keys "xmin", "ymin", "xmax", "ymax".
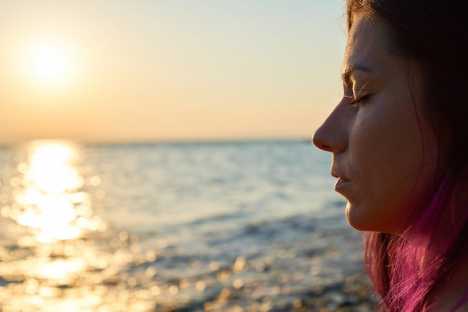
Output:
[{"xmin": 23, "ymin": 40, "xmax": 79, "ymax": 89}]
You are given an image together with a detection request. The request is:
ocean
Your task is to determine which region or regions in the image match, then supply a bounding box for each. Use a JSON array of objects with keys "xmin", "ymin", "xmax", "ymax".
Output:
[{"xmin": 0, "ymin": 139, "xmax": 376, "ymax": 311}]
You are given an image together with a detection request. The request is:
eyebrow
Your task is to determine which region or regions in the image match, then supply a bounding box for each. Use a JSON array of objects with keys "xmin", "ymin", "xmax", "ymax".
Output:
[{"xmin": 341, "ymin": 63, "xmax": 373, "ymax": 87}]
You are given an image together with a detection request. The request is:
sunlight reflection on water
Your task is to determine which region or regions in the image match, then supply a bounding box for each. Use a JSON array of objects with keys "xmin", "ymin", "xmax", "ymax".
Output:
[
  {"xmin": 10, "ymin": 141, "xmax": 104, "ymax": 243},
  {"xmin": 0, "ymin": 141, "xmax": 152, "ymax": 311}
]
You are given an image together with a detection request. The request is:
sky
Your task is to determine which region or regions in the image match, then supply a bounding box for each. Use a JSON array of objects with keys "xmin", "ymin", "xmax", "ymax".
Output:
[{"xmin": 0, "ymin": 0, "xmax": 347, "ymax": 143}]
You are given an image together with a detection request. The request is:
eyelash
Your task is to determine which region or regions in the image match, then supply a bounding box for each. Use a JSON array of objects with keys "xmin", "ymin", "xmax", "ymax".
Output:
[{"xmin": 344, "ymin": 94, "xmax": 371, "ymax": 107}]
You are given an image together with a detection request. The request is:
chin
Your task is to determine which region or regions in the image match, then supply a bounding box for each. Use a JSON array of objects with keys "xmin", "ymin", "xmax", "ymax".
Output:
[
  {"xmin": 345, "ymin": 202, "xmax": 400, "ymax": 234},
  {"xmin": 345, "ymin": 201, "xmax": 375, "ymax": 232}
]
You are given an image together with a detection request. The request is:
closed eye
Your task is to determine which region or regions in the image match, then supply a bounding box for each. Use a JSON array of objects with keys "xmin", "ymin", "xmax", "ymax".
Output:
[
  {"xmin": 344, "ymin": 94, "xmax": 372, "ymax": 106},
  {"xmin": 344, "ymin": 81, "xmax": 372, "ymax": 106}
]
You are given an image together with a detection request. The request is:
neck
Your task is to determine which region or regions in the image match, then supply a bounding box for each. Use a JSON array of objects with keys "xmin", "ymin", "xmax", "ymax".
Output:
[{"xmin": 426, "ymin": 250, "xmax": 468, "ymax": 311}]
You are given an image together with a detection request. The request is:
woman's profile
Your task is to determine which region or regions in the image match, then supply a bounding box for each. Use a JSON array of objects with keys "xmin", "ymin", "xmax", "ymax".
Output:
[{"xmin": 313, "ymin": 1, "xmax": 468, "ymax": 311}]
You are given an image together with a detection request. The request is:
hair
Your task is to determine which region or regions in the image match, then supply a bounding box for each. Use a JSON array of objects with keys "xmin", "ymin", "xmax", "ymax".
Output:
[{"xmin": 345, "ymin": 1, "xmax": 468, "ymax": 311}]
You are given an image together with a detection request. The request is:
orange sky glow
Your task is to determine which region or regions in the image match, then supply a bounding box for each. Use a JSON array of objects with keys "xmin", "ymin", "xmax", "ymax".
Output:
[{"xmin": 0, "ymin": 1, "xmax": 345, "ymax": 143}]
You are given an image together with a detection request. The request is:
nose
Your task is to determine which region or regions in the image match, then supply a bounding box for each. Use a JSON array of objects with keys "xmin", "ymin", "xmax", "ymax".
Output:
[
  {"xmin": 312, "ymin": 128, "xmax": 334, "ymax": 152},
  {"xmin": 312, "ymin": 105, "xmax": 348, "ymax": 154}
]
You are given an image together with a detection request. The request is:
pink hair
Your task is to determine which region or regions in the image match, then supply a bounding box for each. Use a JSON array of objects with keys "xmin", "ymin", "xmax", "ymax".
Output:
[{"xmin": 363, "ymin": 173, "xmax": 468, "ymax": 311}]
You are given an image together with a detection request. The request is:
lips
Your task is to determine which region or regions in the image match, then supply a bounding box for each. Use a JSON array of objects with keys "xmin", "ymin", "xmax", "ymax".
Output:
[
  {"xmin": 335, "ymin": 177, "xmax": 351, "ymax": 192},
  {"xmin": 331, "ymin": 165, "xmax": 351, "ymax": 194},
  {"xmin": 331, "ymin": 171, "xmax": 350, "ymax": 181}
]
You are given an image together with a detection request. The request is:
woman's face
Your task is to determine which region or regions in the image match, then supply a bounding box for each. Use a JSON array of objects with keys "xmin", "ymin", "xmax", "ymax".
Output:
[{"xmin": 313, "ymin": 13, "xmax": 440, "ymax": 234}]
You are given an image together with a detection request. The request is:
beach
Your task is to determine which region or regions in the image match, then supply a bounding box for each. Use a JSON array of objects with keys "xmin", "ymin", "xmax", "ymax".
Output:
[{"xmin": 0, "ymin": 140, "xmax": 377, "ymax": 311}]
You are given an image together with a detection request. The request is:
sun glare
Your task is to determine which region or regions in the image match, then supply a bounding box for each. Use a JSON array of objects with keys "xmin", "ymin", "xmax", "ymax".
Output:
[{"xmin": 22, "ymin": 40, "xmax": 80, "ymax": 89}]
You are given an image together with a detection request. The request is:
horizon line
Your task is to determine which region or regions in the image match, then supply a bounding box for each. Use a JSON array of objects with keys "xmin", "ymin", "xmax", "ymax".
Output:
[{"xmin": 0, "ymin": 135, "xmax": 313, "ymax": 147}]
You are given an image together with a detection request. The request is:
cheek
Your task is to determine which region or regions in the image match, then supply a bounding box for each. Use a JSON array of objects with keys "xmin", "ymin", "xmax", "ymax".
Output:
[{"xmin": 346, "ymin": 100, "xmax": 427, "ymax": 233}]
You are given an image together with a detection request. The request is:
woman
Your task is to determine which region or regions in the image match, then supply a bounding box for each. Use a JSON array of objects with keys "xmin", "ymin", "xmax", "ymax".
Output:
[{"xmin": 312, "ymin": 1, "xmax": 468, "ymax": 311}]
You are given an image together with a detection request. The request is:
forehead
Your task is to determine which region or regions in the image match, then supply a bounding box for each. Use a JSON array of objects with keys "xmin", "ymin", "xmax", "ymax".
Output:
[{"xmin": 343, "ymin": 13, "xmax": 393, "ymax": 73}]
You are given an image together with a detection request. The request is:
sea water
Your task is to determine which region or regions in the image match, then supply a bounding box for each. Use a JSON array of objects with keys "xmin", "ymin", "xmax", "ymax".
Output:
[{"xmin": 0, "ymin": 140, "xmax": 373, "ymax": 311}]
